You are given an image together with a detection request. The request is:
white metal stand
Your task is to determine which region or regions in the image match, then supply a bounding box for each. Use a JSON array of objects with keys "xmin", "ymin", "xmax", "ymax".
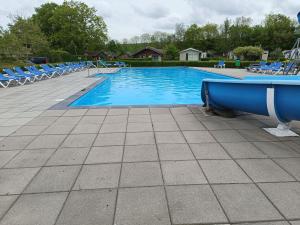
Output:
[{"xmin": 264, "ymin": 88, "xmax": 298, "ymax": 137}]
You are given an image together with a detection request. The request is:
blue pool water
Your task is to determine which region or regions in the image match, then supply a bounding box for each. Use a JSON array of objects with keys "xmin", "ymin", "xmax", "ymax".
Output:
[{"xmin": 70, "ymin": 67, "xmax": 232, "ymax": 107}]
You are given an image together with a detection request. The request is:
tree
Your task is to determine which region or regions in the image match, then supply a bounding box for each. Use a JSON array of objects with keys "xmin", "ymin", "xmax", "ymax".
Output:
[
  {"xmin": 33, "ymin": 1, "xmax": 107, "ymax": 54},
  {"xmin": 174, "ymin": 23, "xmax": 185, "ymax": 42},
  {"xmin": 0, "ymin": 17, "xmax": 50, "ymax": 59},
  {"xmin": 263, "ymin": 14, "xmax": 296, "ymax": 51},
  {"xmin": 164, "ymin": 43, "xmax": 179, "ymax": 60},
  {"xmin": 233, "ymin": 46, "xmax": 263, "ymax": 60}
]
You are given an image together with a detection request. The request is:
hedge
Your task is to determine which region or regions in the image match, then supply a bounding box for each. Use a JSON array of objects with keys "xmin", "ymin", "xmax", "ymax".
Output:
[{"xmin": 111, "ymin": 60, "xmax": 258, "ymax": 68}]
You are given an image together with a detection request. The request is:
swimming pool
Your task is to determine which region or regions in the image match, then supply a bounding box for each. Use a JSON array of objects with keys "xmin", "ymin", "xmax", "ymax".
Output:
[{"xmin": 70, "ymin": 67, "xmax": 233, "ymax": 107}]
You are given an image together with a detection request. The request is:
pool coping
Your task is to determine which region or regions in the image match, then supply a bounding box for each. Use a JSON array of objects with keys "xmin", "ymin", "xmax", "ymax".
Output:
[{"xmin": 49, "ymin": 66, "xmax": 236, "ymax": 110}]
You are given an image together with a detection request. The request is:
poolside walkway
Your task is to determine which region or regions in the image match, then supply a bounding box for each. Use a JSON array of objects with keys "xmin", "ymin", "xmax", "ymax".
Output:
[
  {"xmin": 0, "ymin": 68, "xmax": 300, "ymax": 225},
  {"xmin": 197, "ymin": 67, "xmax": 258, "ymax": 78}
]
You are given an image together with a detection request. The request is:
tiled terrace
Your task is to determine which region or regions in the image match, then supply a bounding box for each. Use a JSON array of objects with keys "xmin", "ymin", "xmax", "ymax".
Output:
[{"xmin": 0, "ymin": 68, "xmax": 300, "ymax": 225}]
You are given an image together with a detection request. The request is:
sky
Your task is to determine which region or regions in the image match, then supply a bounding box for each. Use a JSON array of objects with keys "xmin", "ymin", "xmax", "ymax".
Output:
[{"xmin": 0, "ymin": 0, "xmax": 299, "ymax": 40}]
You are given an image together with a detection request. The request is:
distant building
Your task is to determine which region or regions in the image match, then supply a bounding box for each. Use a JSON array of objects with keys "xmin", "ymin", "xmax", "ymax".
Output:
[
  {"xmin": 131, "ymin": 47, "xmax": 163, "ymax": 62},
  {"xmin": 84, "ymin": 51, "xmax": 117, "ymax": 60},
  {"xmin": 179, "ymin": 48, "xmax": 207, "ymax": 61}
]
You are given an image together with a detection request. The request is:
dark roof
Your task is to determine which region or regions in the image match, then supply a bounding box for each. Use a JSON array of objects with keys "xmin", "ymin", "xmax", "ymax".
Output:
[{"xmin": 132, "ymin": 46, "xmax": 163, "ymax": 56}]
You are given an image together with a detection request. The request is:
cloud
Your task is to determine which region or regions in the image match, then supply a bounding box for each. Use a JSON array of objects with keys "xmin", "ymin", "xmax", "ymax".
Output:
[
  {"xmin": 132, "ymin": 4, "xmax": 169, "ymax": 19},
  {"xmin": 0, "ymin": 0, "xmax": 299, "ymax": 40}
]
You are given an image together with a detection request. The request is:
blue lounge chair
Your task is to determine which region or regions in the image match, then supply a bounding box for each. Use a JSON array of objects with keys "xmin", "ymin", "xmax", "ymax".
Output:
[
  {"xmin": 3, "ymin": 68, "xmax": 32, "ymax": 84},
  {"xmin": 14, "ymin": 67, "xmax": 43, "ymax": 81},
  {"xmin": 26, "ymin": 66, "xmax": 54, "ymax": 78},
  {"xmin": 214, "ymin": 61, "xmax": 225, "ymax": 68},
  {"xmin": 114, "ymin": 61, "xmax": 127, "ymax": 67},
  {"xmin": 41, "ymin": 64, "xmax": 61, "ymax": 76},
  {"xmin": 0, "ymin": 73, "xmax": 15, "ymax": 88}
]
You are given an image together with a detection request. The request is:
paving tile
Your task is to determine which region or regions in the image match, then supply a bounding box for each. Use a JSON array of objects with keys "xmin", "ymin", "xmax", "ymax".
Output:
[
  {"xmin": 221, "ymin": 142, "xmax": 267, "ymax": 159},
  {"xmin": 200, "ymin": 160, "xmax": 251, "ymax": 184},
  {"xmin": 73, "ymin": 164, "xmax": 121, "ymax": 190},
  {"xmin": 177, "ymin": 121, "xmax": 206, "ymax": 131},
  {"xmin": 153, "ymin": 122, "xmax": 179, "ymax": 131},
  {"xmin": 174, "ymin": 114, "xmax": 199, "ymax": 122},
  {"xmin": 259, "ymin": 182, "xmax": 300, "ymax": 220},
  {"xmin": 120, "ymin": 162, "xmax": 163, "ymax": 187},
  {"xmin": 170, "ymin": 107, "xmax": 191, "ymax": 114},
  {"xmin": 274, "ymin": 158, "xmax": 300, "ymax": 180},
  {"xmin": 78, "ymin": 115, "xmax": 105, "ymax": 124},
  {"xmin": 39, "ymin": 110, "xmax": 66, "ymax": 117},
  {"xmin": 26, "ymin": 135, "xmax": 66, "ymax": 149},
  {"xmin": 150, "ymin": 108, "xmax": 170, "ymax": 114},
  {"xmin": 123, "ymin": 145, "xmax": 158, "ymax": 162},
  {"xmin": 253, "ymin": 142, "xmax": 300, "ymax": 158},
  {"xmin": 85, "ymin": 146, "xmax": 123, "ymax": 164},
  {"xmin": 211, "ymin": 130, "xmax": 246, "ymax": 142},
  {"xmin": 100, "ymin": 122, "xmax": 127, "ymax": 133},
  {"xmin": 107, "ymin": 108, "xmax": 129, "ymax": 115},
  {"xmin": 162, "ymin": 160, "xmax": 207, "ymax": 185},
  {"xmin": 213, "ymin": 184, "xmax": 283, "ymax": 222},
  {"xmin": 0, "ymin": 126, "xmax": 20, "ymax": 136},
  {"xmin": 238, "ymin": 129, "xmax": 277, "ymax": 142},
  {"xmin": 157, "ymin": 143, "xmax": 194, "ymax": 160},
  {"xmin": 128, "ymin": 115, "xmax": 151, "ymax": 123},
  {"xmin": 0, "ymin": 136, "xmax": 36, "ymax": 150},
  {"xmin": 129, "ymin": 108, "xmax": 150, "ymax": 115},
  {"xmin": 4, "ymin": 149, "xmax": 55, "ymax": 168},
  {"xmin": 155, "ymin": 131, "xmax": 186, "ymax": 144},
  {"xmin": 235, "ymin": 222, "xmax": 288, "ymax": 225},
  {"xmin": 54, "ymin": 116, "xmax": 81, "ymax": 126},
  {"xmin": 0, "ymin": 168, "xmax": 39, "ymax": 194},
  {"xmin": 0, "ymin": 192, "xmax": 67, "ymax": 225},
  {"xmin": 115, "ymin": 187, "xmax": 170, "ymax": 225},
  {"xmin": 166, "ymin": 185, "xmax": 227, "ymax": 224},
  {"xmin": 63, "ymin": 109, "xmax": 87, "ymax": 117},
  {"xmin": 24, "ymin": 166, "xmax": 80, "ymax": 193},
  {"xmin": 151, "ymin": 114, "xmax": 174, "ymax": 122},
  {"xmin": 26, "ymin": 116, "xmax": 58, "ymax": 126},
  {"xmin": 290, "ymin": 221, "xmax": 300, "ymax": 225},
  {"xmin": 86, "ymin": 108, "xmax": 108, "ymax": 116},
  {"xmin": 56, "ymin": 189, "xmax": 116, "ymax": 225},
  {"xmin": 71, "ymin": 124, "xmax": 100, "ymax": 134},
  {"xmin": 237, "ymin": 159, "xmax": 295, "ymax": 182},
  {"xmin": 11, "ymin": 125, "xmax": 47, "ymax": 136},
  {"xmin": 94, "ymin": 133, "xmax": 125, "ymax": 146},
  {"xmin": 183, "ymin": 130, "xmax": 215, "ymax": 143},
  {"xmin": 127, "ymin": 122, "xmax": 153, "ymax": 132},
  {"xmin": 0, "ymin": 195, "xmax": 18, "ymax": 218},
  {"xmin": 46, "ymin": 147, "xmax": 89, "ymax": 166},
  {"xmin": 202, "ymin": 121, "xmax": 232, "ymax": 130},
  {"xmin": 0, "ymin": 151, "xmax": 19, "ymax": 167},
  {"xmin": 61, "ymin": 134, "xmax": 96, "ymax": 148},
  {"xmin": 42, "ymin": 125, "xmax": 75, "ymax": 135},
  {"xmin": 126, "ymin": 132, "xmax": 155, "ymax": 145},
  {"xmin": 104, "ymin": 115, "xmax": 128, "ymax": 123},
  {"xmin": 190, "ymin": 143, "xmax": 230, "ymax": 159}
]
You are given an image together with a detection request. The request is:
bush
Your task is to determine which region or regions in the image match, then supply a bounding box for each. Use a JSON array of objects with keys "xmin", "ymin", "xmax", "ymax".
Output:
[
  {"xmin": 112, "ymin": 60, "xmax": 257, "ymax": 68},
  {"xmin": 48, "ymin": 50, "xmax": 83, "ymax": 62},
  {"xmin": 233, "ymin": 46, "xmax": 264, "ymax": 60}
]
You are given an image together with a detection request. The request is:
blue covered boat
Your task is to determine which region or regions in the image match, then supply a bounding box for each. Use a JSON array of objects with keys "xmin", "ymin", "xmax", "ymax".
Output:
[{"xmin": 201, "ymin": 77, "xmax": 300, "ymax": 136}]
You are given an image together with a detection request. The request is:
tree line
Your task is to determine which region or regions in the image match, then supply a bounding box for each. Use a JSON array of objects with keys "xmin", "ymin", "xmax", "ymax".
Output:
[{"xmin": 0, "ymin": 0, "xmax": 299, "ymax": 63}]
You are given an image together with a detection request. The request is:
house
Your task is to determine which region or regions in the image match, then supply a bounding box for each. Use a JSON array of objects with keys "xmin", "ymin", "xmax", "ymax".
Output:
[
  {"xmin": 118, "ymin": 52, "xmax": 132, "ymax": 59},
  {"xmin": 179, "ymin": 48, "xmax": 207, "ymax": 61},
  {"xmin": 131, "ymin": 47, "xmax": 163, "ymax": 62},
  {"xmin": 84, "ymin": 51, "xmax": 117, "ymax": 60}
]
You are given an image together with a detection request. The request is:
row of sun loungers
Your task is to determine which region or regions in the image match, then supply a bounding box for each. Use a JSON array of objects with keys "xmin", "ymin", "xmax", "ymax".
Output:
[
  {"xmin": 247, "ymin": 61, "xmax": 298, "ymax": 75},
  {"xmin": 0, "ymin": 61, "xmax": 95, "ymax": 88}
]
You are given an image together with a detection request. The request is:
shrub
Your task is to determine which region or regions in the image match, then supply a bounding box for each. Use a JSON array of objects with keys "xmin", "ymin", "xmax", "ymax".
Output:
[
  {"xmin": 48, "ymin": 50, "xmax": 83, "ymax": 62},
  {"xmin": 233, "ymin": 46, "xmax": 264, "ymax": 60},
  {"xmin": 111, "ymin": 60, "xmax": 257, "ymax": 68}
]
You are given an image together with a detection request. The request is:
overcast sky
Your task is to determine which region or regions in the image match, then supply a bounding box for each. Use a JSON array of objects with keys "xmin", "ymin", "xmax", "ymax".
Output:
[{"xmin": 0, "ymin": 0, "xmax": 299, "ymax": 40}]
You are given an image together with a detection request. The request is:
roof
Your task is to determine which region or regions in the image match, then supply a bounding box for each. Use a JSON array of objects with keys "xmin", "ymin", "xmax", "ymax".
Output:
[
  {"xmin": 132, "ymin": 47, "xmax": 163, "ymax": 56},
  {"xmin": 180, "ymin": 48, "xmax": 202, "ymax": 53}
]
